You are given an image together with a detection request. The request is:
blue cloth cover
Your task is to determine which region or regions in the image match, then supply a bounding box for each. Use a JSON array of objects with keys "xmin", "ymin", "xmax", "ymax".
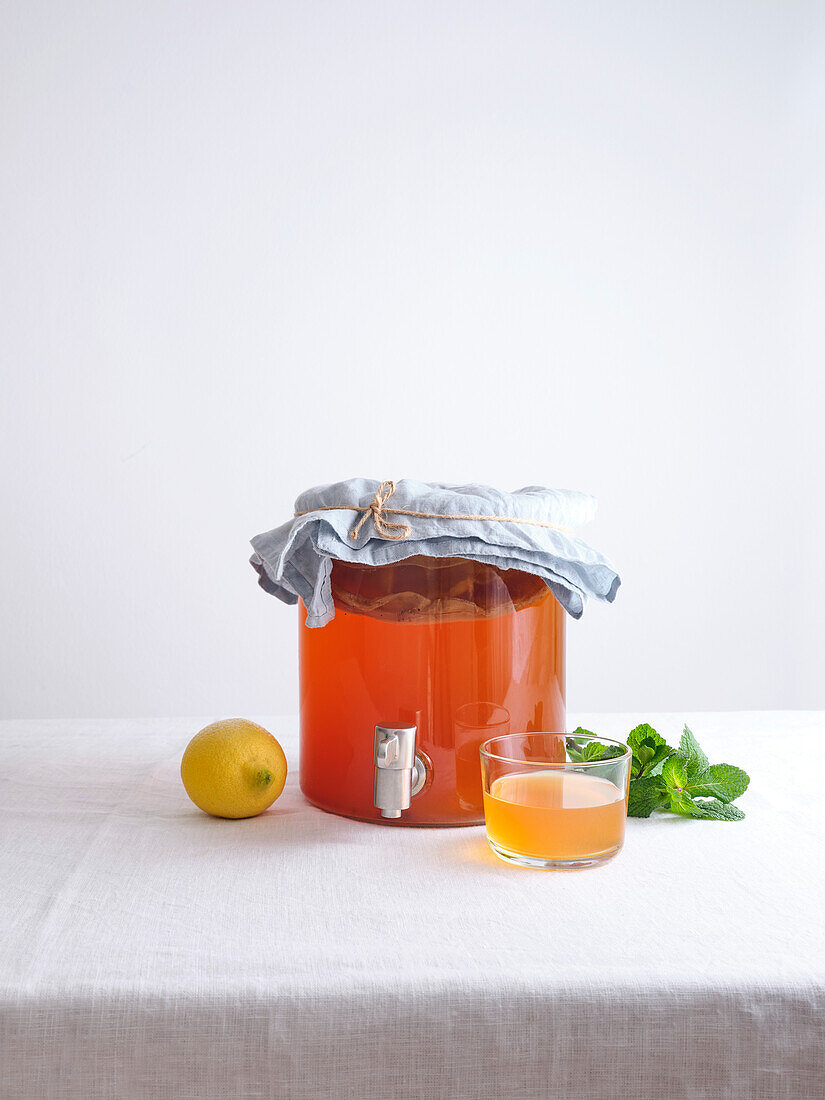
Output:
[{"xmin": 250, "ymin": 478, "xmax": 620, "ymax": 627}]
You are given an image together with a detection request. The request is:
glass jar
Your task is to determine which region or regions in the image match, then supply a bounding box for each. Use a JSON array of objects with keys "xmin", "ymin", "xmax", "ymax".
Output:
[{"xmin": 299, "ymin": 556, "xmax": 565, "ymax": 825}]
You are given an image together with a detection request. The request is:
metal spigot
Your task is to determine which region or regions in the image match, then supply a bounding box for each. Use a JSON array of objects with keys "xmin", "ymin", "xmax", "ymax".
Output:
[{"xmin": 373, "ymin": 725, "xmax": 427, "ymax": 819}]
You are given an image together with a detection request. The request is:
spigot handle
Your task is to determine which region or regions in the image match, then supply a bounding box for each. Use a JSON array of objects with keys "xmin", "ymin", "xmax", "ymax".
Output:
[{"xmin": 375, "ymin": 732, "xmax": 400, "ymax": 769}]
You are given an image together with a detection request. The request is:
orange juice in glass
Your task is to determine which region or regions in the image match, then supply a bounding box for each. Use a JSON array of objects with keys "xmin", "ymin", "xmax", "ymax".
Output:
[{"xmin": 480, "ymin": 733, "xmax": 630, "ymax": 870}]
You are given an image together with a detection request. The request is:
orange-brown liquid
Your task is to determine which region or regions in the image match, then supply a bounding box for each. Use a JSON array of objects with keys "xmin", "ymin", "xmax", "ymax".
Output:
[
  {"xmin": 299, "ymin": 558, "xmax": 565, "ymax": 824},
  {"xmin": 484, "ymin": 771, "xmax": 626, "ymax": 860}
]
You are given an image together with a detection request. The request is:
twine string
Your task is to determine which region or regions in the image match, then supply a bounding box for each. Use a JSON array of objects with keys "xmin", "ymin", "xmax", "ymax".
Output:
[
  {"xmin": 294, "ymin": 480, "xmax": 572, "ymax": 542},
  {"xmin": 348, "ymin": 481, "xmax": 411, "ymax": 541}
]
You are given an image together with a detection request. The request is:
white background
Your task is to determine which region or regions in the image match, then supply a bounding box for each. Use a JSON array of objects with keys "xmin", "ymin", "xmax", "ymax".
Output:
[{"xmin": 2, "ymin": 2, "xmax": 823, "ymax": 720}]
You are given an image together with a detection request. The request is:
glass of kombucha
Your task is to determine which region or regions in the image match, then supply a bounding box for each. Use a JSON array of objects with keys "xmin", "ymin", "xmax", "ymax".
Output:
[{"xmin": 480, "ymin": 732, "xmax": 630, "ymax": 870}]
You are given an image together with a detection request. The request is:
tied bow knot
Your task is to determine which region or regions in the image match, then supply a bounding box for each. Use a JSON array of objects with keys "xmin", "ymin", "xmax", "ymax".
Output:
[
  {"xmin": 349, "ymin": 481, "xmax": 412, "ymax": 541},
  {"xmin": 293, "ymin": 478, "xmax": 573, "ymax": 539}
]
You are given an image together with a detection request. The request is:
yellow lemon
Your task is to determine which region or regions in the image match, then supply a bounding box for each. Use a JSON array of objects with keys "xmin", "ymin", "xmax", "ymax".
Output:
[{"xmin": 180, "ymin": 718, "xmax": 287, "ymax": 818}]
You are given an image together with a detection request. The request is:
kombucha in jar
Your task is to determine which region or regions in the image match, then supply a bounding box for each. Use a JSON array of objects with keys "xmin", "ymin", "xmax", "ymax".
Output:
[{"xmin": 299, "ymin": 556, "xmax": 565, "ymax": 825}]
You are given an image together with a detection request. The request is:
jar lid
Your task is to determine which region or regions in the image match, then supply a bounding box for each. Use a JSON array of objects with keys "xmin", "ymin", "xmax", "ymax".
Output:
[{"xmin": 250, "ymin": 478, "xmax": 620, "ymax": 627}]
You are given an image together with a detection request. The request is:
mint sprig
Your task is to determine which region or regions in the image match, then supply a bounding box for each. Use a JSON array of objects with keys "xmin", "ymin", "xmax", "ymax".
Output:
[
  {"xmin": 574, "ymin": 723, "xmax": 750, "ymax": 821},
  {"xmin": 627, "ymin": 775, "xmax": 668, "ymax": 818},
  {"xmin": 627, "ymin": 724, "xmax": 673, "ymax": 780},
  {"xmin": 566, "ymin": 728, "xmax": 626, "ymax": 763}
]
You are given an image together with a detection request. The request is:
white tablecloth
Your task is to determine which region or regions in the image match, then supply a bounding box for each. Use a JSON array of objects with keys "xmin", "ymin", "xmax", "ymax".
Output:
[{"xmin": 1, "ymin": 713, "xmax": 823, "ymax": 1099}]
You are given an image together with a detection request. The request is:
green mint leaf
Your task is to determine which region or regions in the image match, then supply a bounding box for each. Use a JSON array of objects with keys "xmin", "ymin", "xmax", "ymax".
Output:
[
  {"xmin": 661, "ymin": 756, "xmax": 688, "ymax": 791},
  {"xmin": 632, "ymin": 742, "xmax": 656, "ymax": 775},
  {"xmin": 647, "ymin": 745, "xmax": 676, "ymax": 776},
  {"xmin": 565, "ymin": 729, "xmax": 594, "ymax": 762},
  {"xmin": 684, "ymin": 798, "xmax": 746, "ymax": 822},
  {"xmin": 627, "ymin": 776, "xmax": 667, "ymax": 818},
  {"xmin": 581, "ymin": 741, "xmax": 604, "ymax": 761},
  {"xmin": 565, "ymin": 738, "xmax": 586, "ymax": 763},
  {"xmin": 583, "ymin": 741, "xmax": 624, "ymax": 761},
  {"xmin": 627, "ymin": 723, "xmax": 664, "ymax": 752},
  {"xmin": 627, "ymin": 724, "xmax": 675, "ymax": 779},
  {"xmin": 678, "ymin": 725, "xmax": 709, "ymax": 778},
  {"xmin": 565, "ymin": 731, "xmax": 624, "ymax": 763},
  {"xmin": 567, "ymin": 739, "xmax": 624, "ymax": 765},
  {"xmin": 666, "ymin": 790, "xmax": 696, "ymax": 816},
  {"xmin": 664, "ymin": 790, "xmax": 747, "ymax": 821},
  {"xmin": 623, "ymin": 719, "xmax": 750, "ymax": 824},
  {"xmin": 688, "ymin": 763, "xmax": 750, "ymax": 804}
]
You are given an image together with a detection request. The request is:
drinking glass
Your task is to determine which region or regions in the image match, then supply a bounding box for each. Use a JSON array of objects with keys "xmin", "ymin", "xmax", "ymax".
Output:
[
  {"xmin": 480, "ymin": 732, "xmax": 631, "ymax": 870},
  {"xmin": 454, "ymin": 701, "xmax": 510, "ymax": 813}
]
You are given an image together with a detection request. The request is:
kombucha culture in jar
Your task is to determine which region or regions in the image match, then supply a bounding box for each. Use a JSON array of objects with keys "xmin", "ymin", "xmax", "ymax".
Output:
[{"xmin": 299, "ymin": 556, "xmax": 565, "ymax": 825}]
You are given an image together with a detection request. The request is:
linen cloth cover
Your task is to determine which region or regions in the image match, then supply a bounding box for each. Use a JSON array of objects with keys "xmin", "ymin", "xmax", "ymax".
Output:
[
  {"xmin": 249, "ymin": 478, "xmax": 621, "ymax": 626},
  {"xmin": 2, "ymin": 713, "xmax": 824, "ymax": 1100}
]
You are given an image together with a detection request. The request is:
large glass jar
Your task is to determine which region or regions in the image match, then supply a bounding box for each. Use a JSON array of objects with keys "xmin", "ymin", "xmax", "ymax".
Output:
[{"xmin": 299, "ymin": 556, "xmax": 565, "ymax": 825}]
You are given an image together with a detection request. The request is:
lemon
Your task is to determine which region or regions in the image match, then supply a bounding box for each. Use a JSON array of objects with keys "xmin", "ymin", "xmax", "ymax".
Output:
[{"xmin": 180, "ymin": 718, "xmax": 287, "ymax": 818}]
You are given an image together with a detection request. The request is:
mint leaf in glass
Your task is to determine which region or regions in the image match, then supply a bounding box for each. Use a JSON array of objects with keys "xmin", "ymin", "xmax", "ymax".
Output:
[
  {"xmin": 564, "ymin": 733, "xmax": 624, "ymax": 763},
  {"xmin": 584, "ymin": 741, "xmax": 624, "ymax": 761},
  {"xmin": 564, "ymin": 728, "xmax": 594, "ymax": 762}
]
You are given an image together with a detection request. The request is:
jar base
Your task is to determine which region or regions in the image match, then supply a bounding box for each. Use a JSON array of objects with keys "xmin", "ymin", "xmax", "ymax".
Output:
[{"xmin": 303, "ymin": 792, "xmax": 484, "ymax": 827}]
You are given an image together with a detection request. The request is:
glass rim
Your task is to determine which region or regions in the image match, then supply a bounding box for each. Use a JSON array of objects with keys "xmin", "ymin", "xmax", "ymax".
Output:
[{"xmin": 479, "ymin": 731, "xmax": 631, "ymax": 768}]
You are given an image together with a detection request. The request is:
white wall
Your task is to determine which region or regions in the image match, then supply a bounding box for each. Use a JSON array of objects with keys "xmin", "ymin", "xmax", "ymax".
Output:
[{"xmin": 2, "ymin": 1, "xmax": 822, "ymax": 720}]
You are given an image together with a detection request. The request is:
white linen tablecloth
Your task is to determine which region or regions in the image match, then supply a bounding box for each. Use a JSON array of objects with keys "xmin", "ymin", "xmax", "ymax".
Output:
[{"xmin": 1, "ymin": 712, "xmax": 823, "ymax": 1099}]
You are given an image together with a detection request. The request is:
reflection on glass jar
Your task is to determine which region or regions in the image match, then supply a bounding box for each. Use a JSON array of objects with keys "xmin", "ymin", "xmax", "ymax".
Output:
[{"xmin": 454, "ymin": 702, "xmax": 510, "ymax": 813}]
